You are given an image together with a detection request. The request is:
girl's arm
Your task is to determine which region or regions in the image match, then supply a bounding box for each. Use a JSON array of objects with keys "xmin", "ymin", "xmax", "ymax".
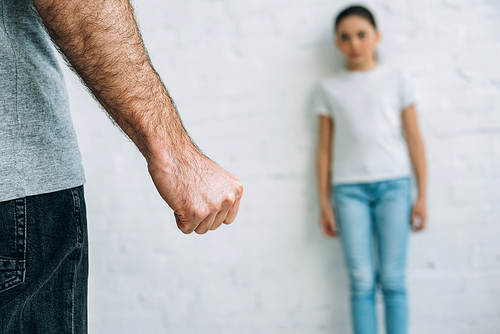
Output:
[
  {"xmin": 402, "ymin": 106, "xmax": 427, "ymax": 231},
  {"xmin": 316, "ymin": 116, "xmax": 338, "ymax": 237}
]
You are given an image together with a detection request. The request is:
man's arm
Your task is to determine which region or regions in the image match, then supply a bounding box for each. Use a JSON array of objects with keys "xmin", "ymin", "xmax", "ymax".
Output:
[{"xmin": 32, "ymin": 0, "xmax": 243, "ymax": 234}]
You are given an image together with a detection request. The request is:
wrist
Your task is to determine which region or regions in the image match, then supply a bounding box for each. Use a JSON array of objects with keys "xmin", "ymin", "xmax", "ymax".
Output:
[
  {"xmin": 145, "ymin": 136, "xmax": 202, "ymax": 173},
  {"xmin": 135, "ymin": 96, "xmax": 203, "ymax": 170},
  {"xmin": 319, "ymin": 197, "xmax": 331, "ymax": 208},
  {"xmin": 416, "ymin": 193, "xmax": 426, "ymax": 203}
]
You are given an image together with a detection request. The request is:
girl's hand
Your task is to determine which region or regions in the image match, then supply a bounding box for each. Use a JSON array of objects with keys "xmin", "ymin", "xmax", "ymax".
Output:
[
  {"xmin": 411, "ymin": 198, "xmax": 427, "ymax": 232},
  {"xmin": 320, "ymin": 204, "xmax": 338, "ymax": 238}
]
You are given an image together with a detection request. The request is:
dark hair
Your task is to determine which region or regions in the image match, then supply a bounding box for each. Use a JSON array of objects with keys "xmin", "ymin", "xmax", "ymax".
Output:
[{"xmin": 334, "ymin": 5, "xmax": 377, "ymax": 33}]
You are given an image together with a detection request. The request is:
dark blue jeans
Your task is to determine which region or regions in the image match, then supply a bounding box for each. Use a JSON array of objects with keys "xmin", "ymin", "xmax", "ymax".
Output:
[{"xmin": 0, "ymin": 186, "xmax": 88, "ymax": 333}]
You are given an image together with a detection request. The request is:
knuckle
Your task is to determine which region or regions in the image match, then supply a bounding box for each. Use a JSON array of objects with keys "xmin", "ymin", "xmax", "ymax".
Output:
[
  {"xmin": 177, "ymin": 218, "xmax": 197, "ymax": 234},
  {"xmin": 235, "ymin": 182, "xmax": 244, "ymax": 196},
  {"xmin": 208, "ymin": 200, "xmax": 220, "ymax": 212},
  {"xmin": 224, "ymin": 193, "xmax": 236, "ymax": 206},
  {"xmin": 194, "ymin": 208, "xmax": 210, "ymax": 220},
  {"xmin": 223, "ymin": 218, "xmax": 234, "ymax": 225},
  {"xmin": 176, "ymin": 210, "xmax": 206, "ymax": 234},
  {"xmin": 194, "ymin": 228, "xmax": 206, "ymax": 235},
  {"xmin": 180, "ymin": 225, "xmax": 195, "ymax": 234}
]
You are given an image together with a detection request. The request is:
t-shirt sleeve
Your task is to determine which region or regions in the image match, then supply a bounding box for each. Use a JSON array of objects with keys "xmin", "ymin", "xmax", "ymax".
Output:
[
  {"xmin": 399, "ymin": 71, "xmax": 417, "ymax": 110},
  {"xmin": 311, "ymin": 83, "xmax": 331, "ymax": 117}
]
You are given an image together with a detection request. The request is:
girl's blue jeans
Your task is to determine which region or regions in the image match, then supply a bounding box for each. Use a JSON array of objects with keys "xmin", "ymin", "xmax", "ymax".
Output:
[{"xmin": 333, "ymin": 177, "xmax": 411, "ymax": 334}]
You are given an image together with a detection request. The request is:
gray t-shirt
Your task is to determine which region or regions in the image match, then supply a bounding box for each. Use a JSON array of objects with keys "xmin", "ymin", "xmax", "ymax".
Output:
[{"xmin": 0, "ymin": 0, "xmax": 85, "ymax": 202}]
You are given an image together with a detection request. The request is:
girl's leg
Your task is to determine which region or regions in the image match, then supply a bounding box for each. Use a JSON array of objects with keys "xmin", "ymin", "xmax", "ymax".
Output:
[
  {"xmin": 372, "ymin": 178, "xmax": 411, "ymax": 334},
  {"xmin": 334, "ymin": 184, "xmax": 377, "ymax": 334}
]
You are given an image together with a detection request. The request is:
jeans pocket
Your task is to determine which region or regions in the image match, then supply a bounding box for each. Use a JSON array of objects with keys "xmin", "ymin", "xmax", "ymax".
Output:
[{"xmin": 0, "ymin": 198, "xmax": 26, "ymax": 293}]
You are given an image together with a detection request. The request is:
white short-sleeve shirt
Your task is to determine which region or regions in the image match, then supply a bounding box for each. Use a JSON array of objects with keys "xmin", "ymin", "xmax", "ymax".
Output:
[{"xmin": 312, "ymin": 65, "xmax": 417, "ymax": 185}]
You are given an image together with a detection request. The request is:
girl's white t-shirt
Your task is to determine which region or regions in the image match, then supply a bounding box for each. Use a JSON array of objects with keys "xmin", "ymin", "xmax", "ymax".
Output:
[{"xmin": 313, "ymin": 65, "xmax": 417, "ymax": 185}]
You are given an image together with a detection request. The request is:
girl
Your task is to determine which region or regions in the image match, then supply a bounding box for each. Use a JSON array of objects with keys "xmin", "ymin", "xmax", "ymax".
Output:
[{"xmin": 313, "ymin": 5, "xmax": 427, "ymax": 334}]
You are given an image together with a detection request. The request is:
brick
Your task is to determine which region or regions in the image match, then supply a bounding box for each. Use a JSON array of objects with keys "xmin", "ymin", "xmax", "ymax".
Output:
[{"xmin": 59, "ymin": 0, "xmax": 500, "ymax": 332}]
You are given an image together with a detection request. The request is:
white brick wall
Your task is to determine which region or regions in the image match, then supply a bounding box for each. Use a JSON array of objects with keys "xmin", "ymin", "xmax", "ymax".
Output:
[{"xmin": 62, "ymin": 0, "xmax": 500, "ymax": 333}]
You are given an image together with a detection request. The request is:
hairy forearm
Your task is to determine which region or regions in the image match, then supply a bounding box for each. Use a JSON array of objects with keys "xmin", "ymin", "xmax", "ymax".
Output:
[
  {"xmin": 32, "ymin": 0, "xmax": 244, "ymax": 234},
  {"xmin": 33, "ymin": 0, "xmax": 197, "ymax": 164}
]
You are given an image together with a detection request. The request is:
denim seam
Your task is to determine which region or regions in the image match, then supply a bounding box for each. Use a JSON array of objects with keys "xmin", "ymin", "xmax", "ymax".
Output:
[
  {"xmin": 70, "ymin": 187, "xmax": 83, "ymax": 334},
  {"xmin": 21, "ymin": 198, "xmax": 26, "ymax": 284},
  {"xmin": 71, "ymin": 188, "xmax": 82, "ymax": 245}
]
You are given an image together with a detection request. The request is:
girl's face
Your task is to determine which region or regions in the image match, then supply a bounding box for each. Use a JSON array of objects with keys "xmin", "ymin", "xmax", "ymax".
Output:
[{"xmin": 335, "ymin": 16, "xmax": 380, "ymax": 71}]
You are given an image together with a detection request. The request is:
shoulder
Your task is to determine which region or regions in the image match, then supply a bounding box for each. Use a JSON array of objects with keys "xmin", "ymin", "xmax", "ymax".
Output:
[
  {"xmin": 376, "ymin": 65, "xmax": 416, "ymax": 92},
  {"xmin": 376, "ymin": 64, "xmax": 405, "ymax": 78},
  {"xmin": 377, "ymin": 65, "xmax": 418, "ymax": 107},
  {"xmin": 382, "ymin": 64, "xmax": 413, "ymax": 82}
]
